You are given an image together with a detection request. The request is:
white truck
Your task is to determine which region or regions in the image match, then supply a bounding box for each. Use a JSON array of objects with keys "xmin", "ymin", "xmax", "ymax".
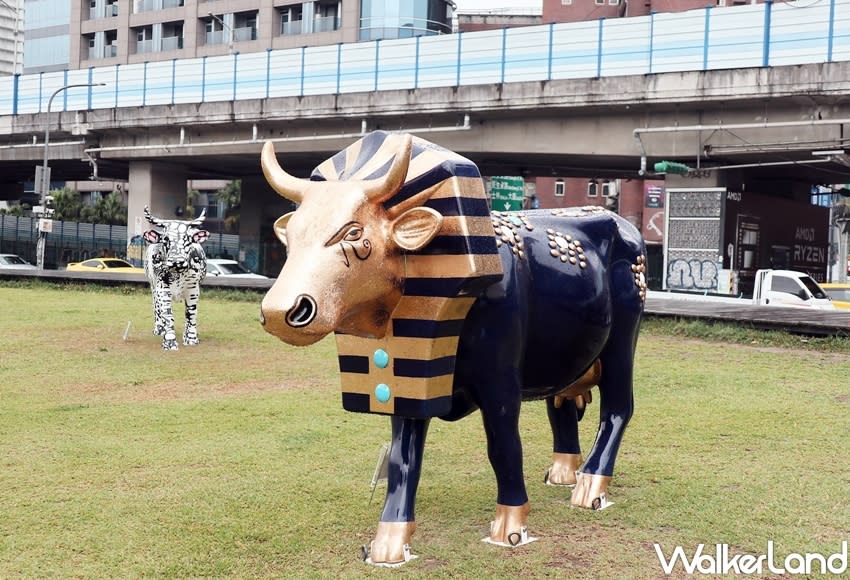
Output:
[
  {"xmin": 650, "ymin": 269, "xmax": 836, "ymax": 310},
  {"xmin": 751, "ymin": 269, "xmax": 834, "ymax": 309}
]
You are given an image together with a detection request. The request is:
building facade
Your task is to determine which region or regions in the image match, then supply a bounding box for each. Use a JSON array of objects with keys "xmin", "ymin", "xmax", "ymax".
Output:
[
  {"xmin": 22, "ymin": 0, "xmax": 455, "ymax": 73},
  {"xmin": 0, "ymin": 0, "xmax": 24, "ymax": 75}
]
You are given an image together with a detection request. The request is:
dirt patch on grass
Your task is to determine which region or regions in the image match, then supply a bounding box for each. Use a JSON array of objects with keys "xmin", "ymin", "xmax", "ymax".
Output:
[
  {"xmin": 64, "ymin": 376, "xmax": 334, "ymax": 404},
  {"xmin": 647, "ymin": 334, "xmax": 850, "ymax": 363}
]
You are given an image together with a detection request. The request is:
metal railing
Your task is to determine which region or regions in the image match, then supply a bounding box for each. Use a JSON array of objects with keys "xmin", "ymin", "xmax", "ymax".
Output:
[
  {"xmin": 3, "ymin": 0, "xmax": 850, "ymax": 116},
  {"xmin": 0, "ymin": 215, "xmax": 239, "ymax": 270}
]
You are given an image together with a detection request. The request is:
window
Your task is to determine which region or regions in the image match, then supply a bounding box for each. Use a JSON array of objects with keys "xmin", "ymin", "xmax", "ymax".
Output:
[
  {"xmin": 561, "ymin": 0, "xmax": 572, "ymax": 4},
  {"xmin": 608, "ymin": 0, "xmax": 619, "ymax": 4},
  {"xmin": 601, "ymin": 181, "xmax": 614, "ymax": 197},
  {"xmin": 587, "ymin": 180, "xmax": 598, "ymax": 197},
  {"xmin": 770, "ymin": 276, "xmax": 805, "ymax": 299},
  {"xmin": 554, "ymin": 179, "xmax": 565, "ymax": 196},
  {"xmin": 595, "ymin": 0, "xmax": 604, "ymax": 4}
]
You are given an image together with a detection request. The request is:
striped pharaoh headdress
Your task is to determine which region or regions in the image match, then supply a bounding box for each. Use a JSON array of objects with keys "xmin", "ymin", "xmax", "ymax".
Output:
[{"xmin": 310, "ymin": 131, "xmax": 504, "ymax": 417}]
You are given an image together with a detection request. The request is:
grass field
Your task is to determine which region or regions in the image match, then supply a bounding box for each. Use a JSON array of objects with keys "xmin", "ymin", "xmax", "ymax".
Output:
[{"xmin": 1, "ymin": 282, "xmax": 848, "ymax": 578}]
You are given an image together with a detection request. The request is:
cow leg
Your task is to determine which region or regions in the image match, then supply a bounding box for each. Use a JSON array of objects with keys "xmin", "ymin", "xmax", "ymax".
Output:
[
  {"xmin": 152, "ymin": 287, "xmax": 178, "ymax": 350},
  {"xmin": 572, "ymin": 310, "xmax": 640, "ymax": 509},
  {"xmin": 150, "ymin": 286, "xmax": 166, "ymax": 337},
  {"xmin": 478, "ymin": 387, "xmax": 533, "ymax": 546},
  {"xmin": 182, "ymin": 286, "xmax": 201, "ymax": 346},
  {"xmin": 366, "ymin": 416, "xmax": 429, "ymax": 566},
  {"xmin": 544, "ymin": 397, "xmax": 582, "ymax": 486}
]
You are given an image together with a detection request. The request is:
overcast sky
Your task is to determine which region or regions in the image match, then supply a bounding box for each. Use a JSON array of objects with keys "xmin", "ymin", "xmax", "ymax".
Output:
[{"xmin": 454, "ymin": 0, "xmax": 542, "ymax": 14}]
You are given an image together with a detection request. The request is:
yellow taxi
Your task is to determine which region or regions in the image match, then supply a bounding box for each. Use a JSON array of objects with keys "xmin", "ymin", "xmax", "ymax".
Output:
[{"xmin": 66, "ymin": 258, "xmax": 145, "ymax": 274}]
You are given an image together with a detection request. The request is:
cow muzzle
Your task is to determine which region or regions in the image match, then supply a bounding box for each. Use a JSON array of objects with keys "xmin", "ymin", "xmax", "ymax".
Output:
[{"xmin": 260, "ymin": 292, "xmax": 326, "ymax": 346}]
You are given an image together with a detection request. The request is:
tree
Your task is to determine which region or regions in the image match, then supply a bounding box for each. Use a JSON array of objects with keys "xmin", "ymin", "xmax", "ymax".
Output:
[
  {"xmin": 50, "ymin": 187, "xmax": 84, "ymax": 221},
  {"xmin": 185, "ymin": 188, "xmax": 200, "ymax": 218},
  {"xmin": 81, "ymin": 191, "xmax": 127, "ymax": 225},
  {"xmin": 0, "ymin": 204, "xmax": 27, "ymax": 217},
  {"xmin": 215, "ymin": 180, "xmax": 241, "ymax": 233}
]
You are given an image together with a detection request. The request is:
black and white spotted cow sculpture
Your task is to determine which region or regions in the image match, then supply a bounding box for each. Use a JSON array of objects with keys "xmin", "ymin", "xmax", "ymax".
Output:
[{"xmin": 143, "ymin": 206, "xmax": 210, "ymax": 350}]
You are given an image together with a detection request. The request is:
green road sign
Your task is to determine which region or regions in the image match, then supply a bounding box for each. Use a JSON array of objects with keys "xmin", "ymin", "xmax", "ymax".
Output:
[{"xmin": 489, "ymin": 176, "xmax": 525, "ymax": 211}]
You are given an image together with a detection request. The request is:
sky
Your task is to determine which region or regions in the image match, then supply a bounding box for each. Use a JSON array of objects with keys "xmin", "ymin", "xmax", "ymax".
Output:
[{"xmin": 454, "ymin": 0, "xmax": 542, "ymax": 14}]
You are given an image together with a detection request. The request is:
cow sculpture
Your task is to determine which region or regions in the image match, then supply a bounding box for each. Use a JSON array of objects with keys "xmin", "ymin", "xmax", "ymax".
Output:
[
  {"xmin": 259, "ymin": 132, "xmax": 646, "ymax": 565},
  {"xmin": 143, "ymin": 207, "xmax": 210, "ymax": 350}
]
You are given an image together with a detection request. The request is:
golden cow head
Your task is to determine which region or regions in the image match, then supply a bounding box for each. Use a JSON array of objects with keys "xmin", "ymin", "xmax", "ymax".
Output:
[{"xmin": 260, "ymin": 134, "xmax": 444, "ymax": 346}]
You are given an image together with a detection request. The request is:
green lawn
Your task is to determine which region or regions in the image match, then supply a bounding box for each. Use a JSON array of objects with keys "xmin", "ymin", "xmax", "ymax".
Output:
[{"xmin": 1, "ymin": 283, "xmax": 848, "ymax": 577}]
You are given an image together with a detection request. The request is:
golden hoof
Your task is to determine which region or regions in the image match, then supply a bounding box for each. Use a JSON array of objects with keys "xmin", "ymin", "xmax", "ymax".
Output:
[
  {"xmin": 364, "ymin": 521, "xmax": 417, "ymax": 566},
  {"xmin": 570, "ymin": 472, "xmax": 613, "ymax": 510},
  {"xmin": 544, "ymin": 452, "xmax": 582, "ymax": 486},
  {"xmin": 483, "ymin": 503, "xmax": 537, "ymax": 547}
]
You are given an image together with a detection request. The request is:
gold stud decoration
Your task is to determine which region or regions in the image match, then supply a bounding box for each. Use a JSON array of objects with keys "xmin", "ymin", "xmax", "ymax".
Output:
[
  {"xmin": 491, "ymin": 212, "xmax": 532, "ymax": 261},
  {"xmin": 550, "ymin": 206, "xmax": 610, "ymax": 219},
  {"xmin": 546, "ymin": 229, "xmax": 587, "ymax": 269},
  {"xmin": 631, "ymin": 254, "xmax": 648, "ymax": 302}
]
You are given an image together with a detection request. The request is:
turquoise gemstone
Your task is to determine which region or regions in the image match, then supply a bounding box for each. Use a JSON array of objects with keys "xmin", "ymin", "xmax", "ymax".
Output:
[
  {"xmin": 375, "ymin": 383, "xmax": 391, "ymax": 403},
  {"xmin": 373, "ymin": 348, "xmax": 389, "ymax": 368}
]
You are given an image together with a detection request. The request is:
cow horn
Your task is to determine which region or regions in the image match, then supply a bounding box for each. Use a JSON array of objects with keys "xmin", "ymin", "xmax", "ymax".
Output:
[
  {"xmin": 144, "ymin": 206, "xmax": 167, "ymax": 227},
  {"xmin": 261, "ymin": 141, "xmax": 307, "ymax": 204},
  {"xmin": 363, "ymin": 134, "xmax": 413, "ymax": 203},
  {"xmin": 189, "ymin": 208, "xmax": 207, "ymax": 226}
]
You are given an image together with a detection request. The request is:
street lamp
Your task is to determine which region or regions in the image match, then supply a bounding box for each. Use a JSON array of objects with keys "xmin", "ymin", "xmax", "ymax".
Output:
[
  {"xmin": 36, "ymin": 82, "xmax": 107, "ymax": 270},
  {"xmin": 208, "ymin": 12, "xmax": 234, "ymax": 54},
  {"xmin": 0, "ymin": 0, "xmax": 22, "ymax": 75}
]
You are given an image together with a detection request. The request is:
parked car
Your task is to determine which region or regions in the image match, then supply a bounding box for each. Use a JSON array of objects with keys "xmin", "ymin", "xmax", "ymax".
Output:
[
  {"xmin": 66, "ymin": 258, "xmax": 145, "ymax": 274},
  {"xmin": 820, "ymin": 283, "xmax": 850, "ymax": 310},
  {"xmin": 205, "ymin": 258, "xmax": 268, "ymax": 279},
  {"xmin": 0, "ymin": 254, "xmax": 37, "ymax": 270}
]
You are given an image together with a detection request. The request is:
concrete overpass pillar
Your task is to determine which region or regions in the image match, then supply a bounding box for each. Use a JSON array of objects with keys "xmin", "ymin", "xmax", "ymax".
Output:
[
  {"xmin": 240, "ymin": 175, "xmax": 296, "ymax": 276},
  {"xmin": 127, "ymin": 161, "xmax": 188, "ymax": 239}
]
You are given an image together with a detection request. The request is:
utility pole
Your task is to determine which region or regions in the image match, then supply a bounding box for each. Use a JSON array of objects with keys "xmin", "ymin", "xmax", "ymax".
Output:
[
  {"xmin": 35, "ymin": 82, "xmax": 106, "ymax": 270},
  {"xmin": 208, "ymin": 12, "xmax": 234, "ymax": 54}
]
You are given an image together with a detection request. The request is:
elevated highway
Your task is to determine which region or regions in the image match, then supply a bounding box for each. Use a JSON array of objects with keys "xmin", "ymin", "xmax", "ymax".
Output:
[{"xmin": 4, "ymin": 60, "xmax": 850, "ymax": 189}]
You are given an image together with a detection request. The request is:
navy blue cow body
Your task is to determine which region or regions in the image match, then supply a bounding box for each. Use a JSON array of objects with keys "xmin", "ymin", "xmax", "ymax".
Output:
[{"xmin": 258, "ymin": 132, "xmax": 646, "ymax": 565}]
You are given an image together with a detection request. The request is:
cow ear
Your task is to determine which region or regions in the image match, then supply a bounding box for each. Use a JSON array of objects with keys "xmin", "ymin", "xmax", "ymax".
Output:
[
  {"xmin": 273, "ymin": 212, "xmax": 294, "ymax": 246},
  {"xmin": 143, "ymin": 230, "xmax": 160, "ymax": 244},
  {"xmin": 193, "ymin": 230, "xmax": 210, "ymax": 244},
  {"xmin": 391, "ymin": 207, "xmax": 443, "ymax": 252}
]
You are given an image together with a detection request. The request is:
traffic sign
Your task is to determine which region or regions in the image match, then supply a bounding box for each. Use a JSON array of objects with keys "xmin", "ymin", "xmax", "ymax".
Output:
[{"xmin": 489, "ymin": 176, "xmax": 525, "ymax": 211}]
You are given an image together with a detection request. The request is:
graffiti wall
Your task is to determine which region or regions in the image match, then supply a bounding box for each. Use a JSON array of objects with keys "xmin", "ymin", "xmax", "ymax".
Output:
[{"xmin": 663, "ymin": 188, "xmax": 724, "ymax": 292}]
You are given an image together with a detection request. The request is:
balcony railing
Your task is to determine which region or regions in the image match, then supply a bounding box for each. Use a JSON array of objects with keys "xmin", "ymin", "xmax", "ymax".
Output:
[
  {"xmin": 314, "ymin": 15, "xmax": 340, "ymax": 33},
  {"xmin": 133, "ymin": 0, "xmax": 183, "ymax": 13},
  {"xmin": 136, "ymin": 37, "xmax": 182, "ymax": 54},
  {"xmin": 161, "ymin": 36, "xmax": 182, "ymax": 51},
  {"xmin": 89, "ymin": 3, "xmax": 117, "ymax": 19},
  {"xmin": 87, "ymin": 44, "xmax": 117, "ymax": 60},
  {"xmin": 281, "ymin": 20, "xmax": 302, "ymax": 35},
  {"xmin": 233, "ymin": 26, "xmax": 256, "ymax": 42},
  {"xmin": 206, "ymin": 30, "xmax": 226, "ymax": 45},
  {"xmin": 281, "ymin": 17, "xmax": 339, "ymax": 36}
]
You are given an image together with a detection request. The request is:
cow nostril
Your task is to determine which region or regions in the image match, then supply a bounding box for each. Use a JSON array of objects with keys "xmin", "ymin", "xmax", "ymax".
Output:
[{"xmin": 286, "ymin": 294, "xmax": 317, "ymax": 328}]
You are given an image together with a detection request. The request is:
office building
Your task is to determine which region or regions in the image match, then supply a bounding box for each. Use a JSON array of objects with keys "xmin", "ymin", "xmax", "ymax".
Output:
[
  {"xmin": 21, "ymin": 0, "xmax": 455, "ymax": 73},
  {"xmin": 0, "ymin": 0, "xmax": 24, "ymax": 74}
]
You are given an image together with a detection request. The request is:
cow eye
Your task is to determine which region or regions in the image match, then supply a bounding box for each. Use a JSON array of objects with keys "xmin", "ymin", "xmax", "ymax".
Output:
[{"xmin": 343, "ymin": 226, "xmax": 362, "ymax": 242}]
